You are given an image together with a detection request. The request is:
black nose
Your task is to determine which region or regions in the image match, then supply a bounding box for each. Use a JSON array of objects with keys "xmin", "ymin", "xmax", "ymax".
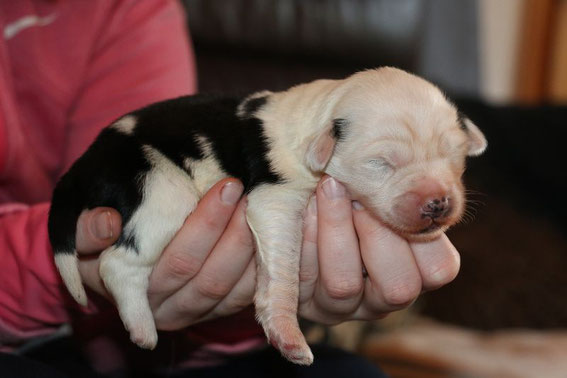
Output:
[{"xmin": 422, "ymin": 197, "xmax": 451, "ymax": 219}]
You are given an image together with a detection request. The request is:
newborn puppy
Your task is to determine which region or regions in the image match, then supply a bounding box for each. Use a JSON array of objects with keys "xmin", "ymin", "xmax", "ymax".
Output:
[{"xmin": 48, "ymin": 67, "xmax": 486, "ymax": 365}]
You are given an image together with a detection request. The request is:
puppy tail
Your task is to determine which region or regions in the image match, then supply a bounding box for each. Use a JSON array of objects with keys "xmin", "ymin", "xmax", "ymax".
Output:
[
  {"xmin": 54, "ymin": 252, "xmax": 88, "ymax": 307},
  {"xmin": 48, "ymin": 176, "xmax": 88, "ymax": 307}
]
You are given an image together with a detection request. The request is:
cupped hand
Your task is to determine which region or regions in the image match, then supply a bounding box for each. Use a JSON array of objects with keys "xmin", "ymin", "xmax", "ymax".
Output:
[
  {"xmin": 74, "ymin": 175, "xmax": 461, "ymax": 330},
  {"xmin": 298, "ymin": 175, "xmax": 461, "ymax": 324},
  {"xmin": 75, "ymin": 178, "xmax": 256, "ymax": 330}
]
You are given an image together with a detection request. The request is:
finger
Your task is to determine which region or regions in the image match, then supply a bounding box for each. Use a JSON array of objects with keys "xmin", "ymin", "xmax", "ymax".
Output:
[
  {"xmin": 353, "ymin": 204, "xmax": 422, "ymax": 314},
  {"xmin": 200, "ymin": 259, "xmax": 257, "ymax": 322},
  {"xmin": 410, "ymin": 233, "xmax": 460, "ymax": 291},
  {"xmin": 153, "ymin": 198, "xmax": 254, "ymax": 327},
  {"xmin": 186, "ymin": 198, "xmax": 254, "ymax": 303},
  {"xmin": 77, "ymin": 257, "xmax": 110, "ymax": 299},
  {"xmin": 314, "ymin": 176, "xmax": 363, "ymax": 315},
  {"xmin": 299, "ymin": 298, "xmax": 352, "ymax": 325},
  {"xmin": 149, "ymin": 179, "xmax": 244, "ymax": 299},
  {"xmin": 350, "ymin": 307, "xmax": 391, "ymax": 321},
  {"xmin": 299, "ymin": 195, "xmax": 319, "ymax": 305},
  {"xmin": 76, "ymin": 207, "xmax": 122, "ymax": 254}
]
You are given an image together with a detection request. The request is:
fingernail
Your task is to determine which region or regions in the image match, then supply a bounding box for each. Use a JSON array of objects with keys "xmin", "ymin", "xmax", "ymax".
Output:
[
  {"xmin": 352, "ymin": 201, "xmax": 365, "ymax": 211},
  {"xmin": 306, "ymin": 195, "xmax": 317, "ymax": 216},
  {"xmin": 221, "ymin": 181, "xmax": 244, "ymax": 205},
  {"xmin": 93, "ymin": 211, "xmax": 113, "ymax": 239},
  {"xmin": 322, "ymin": 177, "xmax": 346, "ymax": 199}
]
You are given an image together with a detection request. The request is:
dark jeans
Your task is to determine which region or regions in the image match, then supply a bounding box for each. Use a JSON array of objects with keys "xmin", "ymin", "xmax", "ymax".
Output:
[{"xmin": 1, "ymin": 340, "xmax": 387, "ymax": 378}]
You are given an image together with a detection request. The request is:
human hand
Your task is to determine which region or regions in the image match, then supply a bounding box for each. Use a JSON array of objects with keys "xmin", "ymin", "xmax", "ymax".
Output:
[
  {"xmin": 298, "ymin": 176, "xmax": 461, "ymax": 324},
  {"xmin": 75, "ymin": 178, "xmax": 257, "ymax": 330},
  {"xmin": 75, "ymin": 175, "xmax": 459, "ymax": 330}
]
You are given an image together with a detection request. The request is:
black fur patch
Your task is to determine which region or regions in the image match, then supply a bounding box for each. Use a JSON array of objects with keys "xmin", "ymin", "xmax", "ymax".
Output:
[
  {"xmin": 132, "ymin": 93, "xmax": 282, "ymax": 192},
  {"xmin": 49, "ymin": 93, "xmax": 283, "ymax": 255},
  {"xmin": 332, "ymin": 118, "xmax": 348, "ymax": 140},
  {"xmin": 243, "ymin": 96, "xmax": 268, "ymax": 117},
  {"xmin": 49, "ymin": 128, "xmax": 150, "ymax": 254}
]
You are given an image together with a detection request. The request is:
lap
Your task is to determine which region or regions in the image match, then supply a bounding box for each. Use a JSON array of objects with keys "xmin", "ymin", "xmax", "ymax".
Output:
[
  {"xmin": 3, "ymin": 339, "xmax": 387, "ymax": 378},
  {"xmin": 164, "ymin": 344, "xmax": 387, "ymax": 378}
]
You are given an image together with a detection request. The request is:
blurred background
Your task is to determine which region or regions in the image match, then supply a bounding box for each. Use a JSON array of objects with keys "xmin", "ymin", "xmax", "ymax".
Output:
[{"xmin": 181, "ymin": 1, "xmax": 567, "ymax": 377}]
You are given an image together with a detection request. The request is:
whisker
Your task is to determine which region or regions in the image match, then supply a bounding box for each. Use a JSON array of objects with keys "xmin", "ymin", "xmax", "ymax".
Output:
[
  {"xmin": 464, "ymin": 191, "xmax": 487, "ymax": 198},
  {"xmin": 459, "ymin": 211, "xmax": 474, "ymax": 225},
  {"xmin": 465, "ymin": 199, "xmax": 485, "ymax": 206}
]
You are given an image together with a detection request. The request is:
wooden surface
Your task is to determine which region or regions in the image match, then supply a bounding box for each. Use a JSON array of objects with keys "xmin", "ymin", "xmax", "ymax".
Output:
[
  {"xmin": 549, "ymin": 0, "xmax": 567, "ymax": 102},
  {"xmin": 515, "ymin": 0, "xmax": 557, "ymax": 104},
  {"xmin": 361, "ymin": 318, "xmax": 567, "ymax": 378}
]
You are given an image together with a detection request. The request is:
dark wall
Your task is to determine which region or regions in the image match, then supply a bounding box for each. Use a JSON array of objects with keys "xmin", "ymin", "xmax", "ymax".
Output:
[{"xmin": 424, "ymin": 103, "xmax": 567, "ymax": 330}]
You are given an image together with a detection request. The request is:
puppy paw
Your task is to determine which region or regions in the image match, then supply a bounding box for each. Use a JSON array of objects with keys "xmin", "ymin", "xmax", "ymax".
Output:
[
  {"xmin": 127, "ymin": 323, "xmax": 158, "ymax": 350},
  {"xmin": 122, "ymin": 312, "xmax": 158, "ymax": 350},
  {"xmin": 265, "ymin": 317, "xmax": 313, "ymax": 365}
]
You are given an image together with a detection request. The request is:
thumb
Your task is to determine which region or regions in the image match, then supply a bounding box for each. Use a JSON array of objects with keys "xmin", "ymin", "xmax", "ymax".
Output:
[{"xmin": 76, "ymin": 207, "xmax": 122, "ymax": 254}]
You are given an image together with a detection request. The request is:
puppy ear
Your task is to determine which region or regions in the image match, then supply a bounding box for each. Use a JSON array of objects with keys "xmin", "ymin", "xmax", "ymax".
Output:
[
  {"xmin": 305, "ymin": 131, "xmax": 335, "ymax": 172},
  {"xmin": 305, "ymin": 118, "xmax": 346, "ymax": 172},
  {"xmin": 462, "ymin": 117, "xmax": 487, "ymax": 156}
]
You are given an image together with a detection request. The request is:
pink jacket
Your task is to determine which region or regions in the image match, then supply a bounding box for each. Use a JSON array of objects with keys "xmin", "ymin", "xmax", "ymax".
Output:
[{"xmin": 0, "ymin": 0, "xmax": 264, "ymax": 370}]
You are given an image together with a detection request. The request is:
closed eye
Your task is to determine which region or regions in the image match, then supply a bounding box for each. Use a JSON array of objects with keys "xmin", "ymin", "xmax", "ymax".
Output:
[{"xmin": 366, "ymin": 158, "xmax": 393, "ymax": 170}]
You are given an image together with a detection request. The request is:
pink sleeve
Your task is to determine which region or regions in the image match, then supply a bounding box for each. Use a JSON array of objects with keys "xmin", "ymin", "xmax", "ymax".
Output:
[
  {"xmin": 0, "ymin": 203, "xmax": 79, "ymax": 345},
  {"xmin": 0, "ymin": 0, "xmax": 196, "ymax": 346},
  {"xmin": 62, "ymin": 0, "xmax": 197, "ymax": 171}
]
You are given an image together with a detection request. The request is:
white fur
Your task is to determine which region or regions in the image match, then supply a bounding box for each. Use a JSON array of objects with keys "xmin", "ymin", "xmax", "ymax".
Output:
[
  {"xmin": 463, "ymin": 118, "xmax": 488, "ymax": 156},
  {"xmin": 54, "ymin": 253, "xmax": 87, "ymax": 306},
  {"xmin": 183, "ymin": 135, "xmax": 227, "ymax": 196},
  {"xmin": 320, "ymin": 69, "xmax": 485, "ymax": 238},
  {"xmin": 247, "ymin": 184, "xmax": 314, "ymax": 364},
  {"xmin": 99, "ymin": 145, "xmax": 200, "ymax": 349},
  {"xmin": 111, "ymin": 115, "xmax": 137, "ymax": 135}
]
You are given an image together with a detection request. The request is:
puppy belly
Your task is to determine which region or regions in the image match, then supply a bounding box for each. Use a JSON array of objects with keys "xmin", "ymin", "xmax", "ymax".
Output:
[{"xmin": 100, "ymin": 146, "xmax": 200, "ymax": 349}]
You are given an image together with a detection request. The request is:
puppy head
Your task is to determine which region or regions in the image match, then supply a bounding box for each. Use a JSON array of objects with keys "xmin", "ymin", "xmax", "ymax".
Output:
[{"xmin": 322, "ymin": 67, "xmax": 487, "ymax": 241}]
